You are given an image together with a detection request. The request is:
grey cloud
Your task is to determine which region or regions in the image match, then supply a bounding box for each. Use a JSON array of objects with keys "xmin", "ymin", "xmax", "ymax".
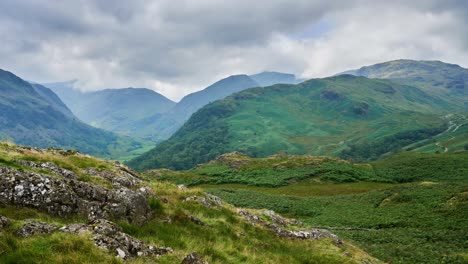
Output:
[{"xmin": 0, "ymin": 1, "xmax": 466, "ymax": 100}]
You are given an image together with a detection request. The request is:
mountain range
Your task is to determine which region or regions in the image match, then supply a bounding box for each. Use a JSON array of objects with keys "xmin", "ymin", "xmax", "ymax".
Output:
[
  {"xmin": 128, "ymin": 60, "xmax": 467, "ymax": 171},
  {"xmin": 0, "ymin": 69, "xmax": 142, "ymax": 158},
  {"xmin": 46, "ymin": 72, "xmax": 301, "ymax": 142}
]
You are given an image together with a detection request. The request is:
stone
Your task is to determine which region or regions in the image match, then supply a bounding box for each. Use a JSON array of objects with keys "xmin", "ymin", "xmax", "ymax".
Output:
[
  {"xmin": 181, "ymin": 252, "xmax": 208, "ymax": 264},
  {"xmin": 177, "ymin": 184, "xmax": 188, "ymax": 191},
  {"xmin": 17, "ymin": 221, "xmax": 59, "ymax": 237},
  {"xmin": 90, "ymin": 219, "xmax": 173, "ymax": 260},
  {"xmin": 184, "ymin": 195, "xmax": 222, "ymax": 208},
  {"xmin": 187, "ymin": 215, "xmax": 204, "ymax": 225},
  {"xmin": 0, "ymin": 166, "xmax": 152, "ymax": 225},
  {"xmin": 0, "ymin": 215, "xmax": 10, "ymax": 229},
  {"xmin": 59, "ymin": 223, "xmax": 91, "ymax": 234},
  {"xmin": 116, "ymin": 248, "xmax": 126, "ymax": 259}
]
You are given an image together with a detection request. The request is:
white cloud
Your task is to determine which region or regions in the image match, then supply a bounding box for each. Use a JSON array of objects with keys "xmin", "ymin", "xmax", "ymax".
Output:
[{"xmin": 0, "ymin": 1, "xmax": 466, "ymax": 101}]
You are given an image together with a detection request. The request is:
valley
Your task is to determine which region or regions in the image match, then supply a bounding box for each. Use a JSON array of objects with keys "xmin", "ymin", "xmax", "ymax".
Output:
[{"xmin": 0, "ymin": 59, "xmax": 466, "ymax": 263}]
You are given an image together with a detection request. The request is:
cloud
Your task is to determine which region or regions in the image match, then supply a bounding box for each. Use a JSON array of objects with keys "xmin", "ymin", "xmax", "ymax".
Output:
[{"xmin": 0, "ymin": 0, "xmax": 466, "ymax": 100}]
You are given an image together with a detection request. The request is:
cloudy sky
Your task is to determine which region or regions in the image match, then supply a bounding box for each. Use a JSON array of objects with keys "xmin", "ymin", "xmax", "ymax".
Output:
[{"xmin": 1, "ymin": 0, "xmax": 467, "ymax": 101}]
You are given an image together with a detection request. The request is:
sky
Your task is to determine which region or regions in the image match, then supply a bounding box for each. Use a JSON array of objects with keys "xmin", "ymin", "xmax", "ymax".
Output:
[{"xmin": 0, "ymin": 0, "xmax": 467, "ymax": 101}]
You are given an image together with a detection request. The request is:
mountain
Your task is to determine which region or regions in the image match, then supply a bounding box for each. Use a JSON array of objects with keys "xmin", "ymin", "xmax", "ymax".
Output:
[
  {"xmin": 0, "ymin": 69, "xmax": 142, "ymax": 158},
  {"xmin": 46, "ymin": 72, "xmax": 300, "ymax": 142},
  {"xmin": 128, "ymin": 74, "xmax": 455, "ymax": 171},
  {"xmin": 136, "ymin": 74, "xmax": 261, "ymax": 140},
  {"xmin": 339, "ymin": 59, "xmax": 468, "ymax": 108},
  {"xmin": 45, "ymin": 83, "xmax": 175, "ymax": 138},
  {"xmin": 250, "ymin": 71, "xmax": 302, "ymax": 87},
  {"xmin": 0, "ymin": 142, "xmax": 379, "ymax": 263}
]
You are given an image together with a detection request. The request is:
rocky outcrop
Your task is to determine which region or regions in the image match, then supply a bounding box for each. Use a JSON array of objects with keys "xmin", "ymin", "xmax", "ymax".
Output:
[
  {"xmin": 87, "ymin": 219, "xmax": 172, "ymax": 260},
  {"xmin": 14, "ymin": 219, "xmax": 172, "ymax": 260},
  {"xmin": 0, "ymin": 166, "xmax": 151, "ymax": 225},
  {"xmin": 184, "ymin": 194, "xmax": 222, "ymax": 208},
  {"xmin": 85, "ymin": 168, "xmax": 141, "ymax": 189},
  {"xmin": 17, "ymin": 221, "xmax": 59, "ymax": 237},
  {"xmin": 237, "ymin": 209, "xmax": 340, "ymax": 244},
  {"xmin": 15, "ymin": 160, "xmax": 76, "ymax": 178},
  {"xmin": 182, "ymin": 252, "xmax": 208, "ymax": 264}
]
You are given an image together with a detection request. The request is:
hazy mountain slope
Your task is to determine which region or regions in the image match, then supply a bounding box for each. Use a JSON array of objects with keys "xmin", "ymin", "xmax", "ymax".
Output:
[
  {"xmin": 128, "ymin": 75, "xmax": 451, "ymax": 170},
  {"xmin": 0, "ymin": 69, "xmax": 142, "ymax": 158},
  {"xmin": 250, "ymin": 71, "xmax": 301, "ymax": 87},
  {"xmin": 135, "ymin": 75, "xmax": 260, "ymax": 141},
  {"xmin": 340, "ymin": 59, "xmax": 468, "ymax": 107},
  {"xmin": 46, "ymin": 83, "xmax": 175, "ymax": 137},
  {"xmin": 137, "ymin": 72, "xmax": 303, "ymax": 141}
]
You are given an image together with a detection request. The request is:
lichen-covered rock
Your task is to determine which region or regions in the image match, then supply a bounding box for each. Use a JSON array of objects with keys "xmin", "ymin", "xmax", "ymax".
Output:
[
  {"xmin": 238, "ymin": 209, "xmax": 340, "ymax": 243},
  {"xmin": 59, "ymin": 223, "xmax": 91, "ymax": 234},
  {"xmin": 17, "ymin": 221, "xmax": 59, "ymax": 237},
  {"xmin": 85, "ymin": 168, "xmax": 140, "ymax": 189},
  {"xmin": 90, "ymin": 219, "xmax": 173, "ymax": 260},
  {"xmin": 0, "ymin": 166, "xmax": 151, "ymax": 225},
  {"xmin": 267, "ymin": 223, "xmax": 341, "ymax": 244},
  {"xmin": 181, "ymin": 252, "xmax": 208, "ymax": 264},
  {"xmin": 15, "ymin": 160, "xmax": 76, "ymax": 178},
  {"xmin": 237, "ymin": 209, "xmax": 262, "ymax": 225},
  {"xmin": 261, "ymin": 210, "xmax": 303, "ymax": 226},
  {"xmin": 184, "ymin": 194, "xmax": 222, "ymax": 208},
  {"xmin": 0, "ymin": 215, "xmax": 10, "ymax": 229}
]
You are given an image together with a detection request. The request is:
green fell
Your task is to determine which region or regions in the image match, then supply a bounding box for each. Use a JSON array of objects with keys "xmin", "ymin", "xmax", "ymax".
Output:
[{"xmin": 129, "ymin": 75, "xmax": 450, "ymax": 171}]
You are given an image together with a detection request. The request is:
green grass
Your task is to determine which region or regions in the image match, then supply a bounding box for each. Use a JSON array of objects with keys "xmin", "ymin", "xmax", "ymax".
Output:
[
  {"xmin": 205, "ymin": 181, "xmax": 468, "ymax": 264},
  {"xmin": 199, "ymin": 181, "xmax": 395, "ymax": 197},
  {"xmin": 0, "ymin": 142, "xmax": 379, "ymax": 264},
  {"xmin": 156, "ymin": 151, "xmax": 468, "ymax": 263},
  {"xmin": 154, "ymin": 154, "xmax": 389, "ymax": 187}
]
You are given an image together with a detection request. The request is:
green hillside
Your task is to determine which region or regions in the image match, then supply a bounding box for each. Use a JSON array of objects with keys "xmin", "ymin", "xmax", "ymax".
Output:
[
  {"xmin": 0, "ymin": 142, "xmax": 380, "ymax": 264},
  {"xmin": 0, "ymin": 69, "xmax": 144, "ymax": 159},
  {"xmin": 151, "ymin": 151, "xmax": 468, "ymax": 263},
  {"xmin": 340, "ymin": 59, "xmax": 468, "ymax": 108},
  {"xmin": 128, "ymin": 75, "xmax": 451, "ymax": 170}
]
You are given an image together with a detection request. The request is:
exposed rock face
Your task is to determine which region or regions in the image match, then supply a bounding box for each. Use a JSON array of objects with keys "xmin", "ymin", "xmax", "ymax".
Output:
[
  {"xmin": 85, "ymin": 168, "xmax": 141, "ymax": 189},
  {"xmin": 267, "ymin": 223, "xmax": 340, "ymax": 242},
  {"xmin": 183, "ymin": 194, "xmax": 222, "ymax": 208},
  {"xmin": 181, "ymin": 252, "xmax": 208, "ymax": 264},
  {"xmin": 88, "ymin": 219, "xmax": 173, "ymax": 260},
  {"xmin": 14, "ymin": 219, "xmax": 172, "ymax": 260},
  {"xmin": 15, "ymin": 160, "xmax": 76, "ymax": 178},
  {"xmin": 0, "ymin": 166, "xmax": 151, "ymax": 225},
  {"xmin": 17, "ymin": 221, "xmax": 59, "ymax": 237},
  {"xmin": 237, "ymin": 209, "xmax": 340, "ymax": 244}
]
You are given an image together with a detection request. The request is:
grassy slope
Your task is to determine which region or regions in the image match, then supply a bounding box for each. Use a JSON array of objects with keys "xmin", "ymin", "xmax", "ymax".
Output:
[
  {"xmin": 155, "ymin": 152, "xmax": 468, "ymax": 263},
  {"xmin": 341, "ymin": 59, "xmax": 468, "ymax": 107},
  {"xmin": 128, "ymin": 75, "xmax": 448, "ymax": 171},
  {"xmin": 0, "ymin": 142, "xmax": 378, "ymax": 264}
]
